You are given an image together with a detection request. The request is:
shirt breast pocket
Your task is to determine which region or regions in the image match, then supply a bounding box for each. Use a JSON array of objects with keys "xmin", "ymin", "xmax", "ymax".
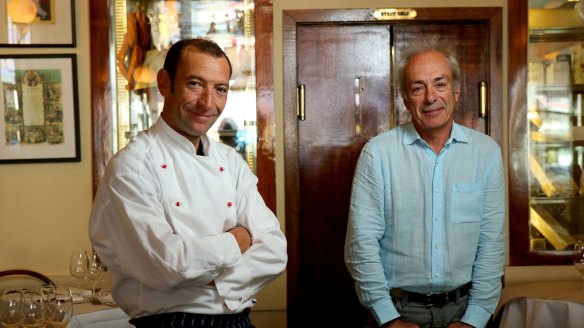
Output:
[{"xmin": 450, "ymin": 183, "xmax": 482, "ymax": 223}]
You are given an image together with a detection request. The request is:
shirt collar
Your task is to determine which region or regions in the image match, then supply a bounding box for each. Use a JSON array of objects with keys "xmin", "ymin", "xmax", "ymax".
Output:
[
  {"xmin": 154, "ymin": 117, "xmax": 210, "ymax": 155},
  {"xmin": 402, "ymin": 121, "xmax": 469, "ymax": 146}
]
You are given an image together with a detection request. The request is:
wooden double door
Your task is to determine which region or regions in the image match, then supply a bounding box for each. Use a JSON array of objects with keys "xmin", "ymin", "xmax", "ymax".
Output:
[{"xmin": 283, "ymin": 8, "xmax": 502, "ymax": 327}]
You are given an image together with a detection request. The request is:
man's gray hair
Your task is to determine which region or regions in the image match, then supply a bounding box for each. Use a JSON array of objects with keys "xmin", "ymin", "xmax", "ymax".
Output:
[{"xmin": 396, "ymin": 35, "xmax": 461, "ymax": 96}]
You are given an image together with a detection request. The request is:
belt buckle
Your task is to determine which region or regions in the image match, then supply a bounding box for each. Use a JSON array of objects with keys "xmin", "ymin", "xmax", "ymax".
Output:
[
  {"xmin": 425, "ymin": 293, "xmax": 434, "ymax": 307},
  {"xmin": 425, "ymin": 292, "xmax": 448, "ymax": 307},
  {"xmin": 426, "ymin": 293, "xmax": 437, "ymax": 307}
]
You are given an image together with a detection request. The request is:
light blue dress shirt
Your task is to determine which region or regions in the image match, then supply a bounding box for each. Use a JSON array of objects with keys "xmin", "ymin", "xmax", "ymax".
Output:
[{"xmin": 345, "ymin": 122, "xmax": 506, "ymax": 328}]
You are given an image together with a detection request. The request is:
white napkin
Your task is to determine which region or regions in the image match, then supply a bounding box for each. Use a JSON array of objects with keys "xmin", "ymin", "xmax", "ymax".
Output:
[
  {"xmin": 70, "ymin": 288, "xmax": 92, "ymax": 303},
  {"xmin": 67, "ymin": 308, "xmax": 132, "ymax": 328},
  {"xmin": 97, "ymin": 293, "xmax": 115, "ymax": 303}
]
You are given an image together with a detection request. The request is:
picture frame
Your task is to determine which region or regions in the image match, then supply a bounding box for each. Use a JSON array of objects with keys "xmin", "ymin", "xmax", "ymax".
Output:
[
  {"xmin": 0, "ymin": 0, "xmax": 76, "ymax": 47},
  {"xmin": 0, "ymin": 54, "xmax": 80, "ymax": 163}
]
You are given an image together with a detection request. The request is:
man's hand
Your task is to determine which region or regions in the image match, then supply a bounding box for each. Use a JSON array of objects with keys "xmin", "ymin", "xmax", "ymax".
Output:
[
  {"xmin": 228, "ymin": 226, "xmax": 252, "ymax": 253},
  {"xmin": 447, "ymin": 322, "xmax": 474, "ymax": 328}
]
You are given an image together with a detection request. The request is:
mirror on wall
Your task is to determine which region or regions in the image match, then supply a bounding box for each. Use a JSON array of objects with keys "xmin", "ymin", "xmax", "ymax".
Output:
[{"xmin": 110, "ymin": 0, "xmax": 257, "ymax": 171}]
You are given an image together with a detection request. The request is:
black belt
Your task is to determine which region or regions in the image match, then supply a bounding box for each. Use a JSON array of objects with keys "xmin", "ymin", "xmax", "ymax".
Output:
[{"xmin": 390, "ymin": 282, "xmax": 471, "ymax": 307}]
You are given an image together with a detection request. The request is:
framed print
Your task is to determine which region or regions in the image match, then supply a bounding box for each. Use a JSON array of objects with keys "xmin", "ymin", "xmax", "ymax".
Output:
[
  {"xmin": 0, "ymin": 0, "xmax": 76, "ymax": 47},
  {"xmin": 0, "ymin": 54, "xmax": 80, "ymax": 163}
]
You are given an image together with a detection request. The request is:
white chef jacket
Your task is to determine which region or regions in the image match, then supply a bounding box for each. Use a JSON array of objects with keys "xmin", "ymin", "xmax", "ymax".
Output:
[{"xmin": 89, "ymin": 118, "xmax": 287, "ymax": 318}]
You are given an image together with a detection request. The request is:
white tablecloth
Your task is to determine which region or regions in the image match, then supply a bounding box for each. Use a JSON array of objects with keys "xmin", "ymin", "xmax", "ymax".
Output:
[
  {"xmin": 497, "ymin": 281, "xmax": 584, "ymax": 328},
  {"xmin": 499, "ymin": 297, "xmax": 584, "ymax": 328}
]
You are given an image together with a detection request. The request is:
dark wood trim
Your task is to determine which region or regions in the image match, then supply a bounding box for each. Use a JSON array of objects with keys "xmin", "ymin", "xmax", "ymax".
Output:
[
  {"xmin": 89, "ymin": 1, "xmax": 277, "ymax": 213},
  {"xmin": 254, "ymin": 0, "xmax": 276, "ymax": 213},
  {"xmin": 89, "ymin": 0, "xmax": 113, "ymax": 198},
  {"xmin": 508, "ymin": 0, "xmax": 531, "ymax": 266},
  {"xmin": 282, "ymin": 10, "xmax": 300, "ymax": 316}
]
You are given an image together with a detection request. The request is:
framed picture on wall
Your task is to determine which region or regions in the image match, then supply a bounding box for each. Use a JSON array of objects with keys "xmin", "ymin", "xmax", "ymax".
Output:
[
  {"xmin": 0, "ymin": 54, "xmax": 80, "ymax": 163},
  {"xmin": 0, "ymin": 0, "xmax": 76, "ymax": 47}
]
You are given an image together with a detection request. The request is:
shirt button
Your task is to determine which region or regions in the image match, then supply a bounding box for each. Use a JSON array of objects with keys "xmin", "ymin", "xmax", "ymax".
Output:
[
  {"xmin": 434, "ymin": 245, "xmax": 439, "ymax": 249},
  {"xmin": 220, "ymin": 166, "xmax": 225, "ymax": 172},
  {"xmin": 435, "ymin": 272, "xmax": 440, "ymax": 277},
  {"xmin": 227, "ymin": 201, "xmax": 233, "ymax": 207},
  {"xmin": 435, "ymin": 188, "xmax": 439, "ymax": 193}
]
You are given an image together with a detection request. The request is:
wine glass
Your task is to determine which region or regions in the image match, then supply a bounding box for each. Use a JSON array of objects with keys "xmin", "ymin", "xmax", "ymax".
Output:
[
  {"xmin": 69, "ymin": 250, "xmax": 88, "ymax": 288},
  {"xmin": 0, "ymin": 287, "xmax": 24, "ymax": 327},
  {"xmin": 87, "ymin": 251, "xmax": 105, "ymax": 296},
  {"xmin": 21, "ymin": 286, "xmax": 45, "ymax": 327},
  {"xmin": 45, "ymin": 286, "xmax": 73, "ymax": 328},
  {"xmin": 574, "ymin": 240, "xmax": 584, "ymax": 290}
]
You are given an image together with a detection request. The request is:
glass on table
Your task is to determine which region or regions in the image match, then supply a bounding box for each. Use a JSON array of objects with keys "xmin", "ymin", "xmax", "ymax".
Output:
[
  {"xmin": 45, "ymin": 285, "xmax": 73, "ymax": 328},
  {"xmin": 69, "ymin": 250, "xmax": 88, "ymax": 288},
  {"xmin": 87, "ymin": 250, "xmax": 105, "ymax": 296},
  {"xmin": 0, "ymin": 287, "xmax": 24, "ymax": 327},
  {"xmin": 21, "ymin": 285, "xmax": 45, "ymax": 327},
  {"xmin": 574, "ymin": 240, "xmax": 584, "ymax": 290}
]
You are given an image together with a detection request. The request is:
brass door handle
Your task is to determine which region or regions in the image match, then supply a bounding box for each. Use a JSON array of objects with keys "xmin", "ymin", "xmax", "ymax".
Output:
[
  {"xmin": 355, "ymin": 77, "xmax": 362, "ymax": 136},
  {"xmin": 479, "ymin": 81, "xmax": 488, "ymax": 118},
  {"xmin": 297, "ymin": 84, "xmax": 305, "ymax": 121},
  {"xmin": 479, "ymin": 81, "xmax": 489, "ymax": 135}
]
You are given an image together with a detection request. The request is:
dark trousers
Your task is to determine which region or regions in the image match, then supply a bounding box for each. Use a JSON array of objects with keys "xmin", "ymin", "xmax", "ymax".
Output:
[
  {"xmin": 129, "ymin": 309, "xmax": 254, "ymax": 328},
  {"xmin": 365, "ymin": 296, "xmax": 469, "ymax": 328},
  {"xmin": 391, "ymin": 295, "xmax": 469, "ymax": 328}
]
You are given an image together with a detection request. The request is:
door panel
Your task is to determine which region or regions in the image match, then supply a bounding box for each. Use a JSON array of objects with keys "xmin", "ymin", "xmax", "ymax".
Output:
[
  {"xmin": 293, "ymin": 24, "xmax": 391, "ymax": 327},
  {"xmin": 297, "ymin": 25, "xmax": 392, "ymax": 142}
]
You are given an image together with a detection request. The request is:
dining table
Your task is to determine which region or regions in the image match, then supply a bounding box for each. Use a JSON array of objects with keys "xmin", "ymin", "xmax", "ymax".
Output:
[{"xmin": 495, "ymin": 280, "xmax": 584, "ymax": 328}]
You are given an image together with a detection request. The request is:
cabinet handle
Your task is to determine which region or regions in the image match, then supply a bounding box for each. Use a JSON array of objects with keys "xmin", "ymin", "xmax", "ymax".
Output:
[
  {"xmin": 479, "ymin": 81, "xmax": 488, "ymax": 118},
  {"xmin": 355, "ymin": 77, "xmax": 362, "ymax": 136},
  {"xmin": 297, "ymin": 84, "xmax": 305, "ymax": 121},
  {"xmin": 479, "ymin": 81, "xmax": 490, "ymax": 135}
]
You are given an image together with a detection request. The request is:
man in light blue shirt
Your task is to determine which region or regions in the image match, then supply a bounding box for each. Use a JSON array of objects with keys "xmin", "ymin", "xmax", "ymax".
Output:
[{"xmin": 344, "ymin": 36, "xmax": 505, "ymax": 328}]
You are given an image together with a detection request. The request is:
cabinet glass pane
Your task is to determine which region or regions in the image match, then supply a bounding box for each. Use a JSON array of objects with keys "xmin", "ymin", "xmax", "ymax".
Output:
[
  {"xmin": 111, "ymin": 0, "xmax": 257, "ymax": 171},
  {"xmin": 527, "ymin": 0, "xmax": 584, "ymax": 253}
]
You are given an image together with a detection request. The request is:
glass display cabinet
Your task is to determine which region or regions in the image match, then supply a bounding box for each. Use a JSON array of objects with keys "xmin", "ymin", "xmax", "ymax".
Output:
[{"xmin": 509, "ymin": 0, "xmax": 584, "ymax": 265}]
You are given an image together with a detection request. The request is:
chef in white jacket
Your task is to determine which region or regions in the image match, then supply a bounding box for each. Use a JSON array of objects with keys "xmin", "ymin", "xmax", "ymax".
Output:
[{"xmin": 89, "ymin": 38, "xmax": 287, "ymax": 328}]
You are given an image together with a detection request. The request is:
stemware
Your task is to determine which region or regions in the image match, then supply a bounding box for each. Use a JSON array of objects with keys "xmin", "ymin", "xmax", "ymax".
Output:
[
  {"xmin": 21, "ymin": 286, "xmax": 45, "ymax": 327},
  {"xmin": 45, "ymin": 285, "xmax": 73, "ymax": 328},
  {"xmin": 573, "ymin": 240, "xmax": 584, "ymax": 290},
  {"xmin": 87, "ymin": 251, "xmax": 105, "ymax": 295},
  {"xmin": 69, "ymin": 250, "xmax": 88, "ymax": 288},
  {"xmin": 0, "ymin": 287, "xmax": 24, "ymax": 327}
]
